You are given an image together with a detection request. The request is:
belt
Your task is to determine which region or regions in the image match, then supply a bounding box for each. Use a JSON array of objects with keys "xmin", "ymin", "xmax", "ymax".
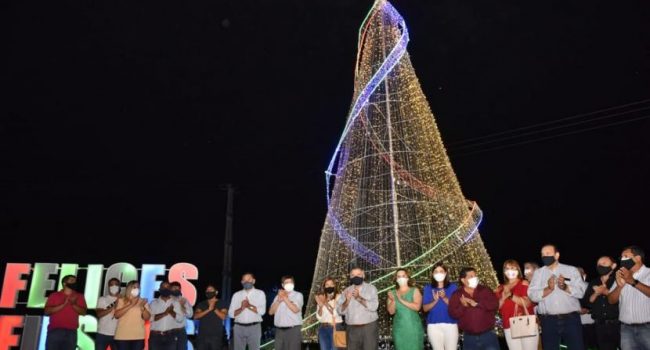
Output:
[
  {"xmin": 150, "ymin": 329, "xmax": 181, "ymax": 336},
  {"xmin": 347, "ymin": 322, "xmax": 375, "ymax": 328},
  {"xmin": 540, "ymin": 312, "xmax": 578, "ymax": 319},
  {"xmin": 235, "ymin": 322, "xmax": 261, "ymax": 327},
  {"xmin": 276, "ymin": 325, "xmax": 300, "ymax": 330},
  {"xmin": 622, "ymin": 322, "xmax": 650, "ymax": 327}
]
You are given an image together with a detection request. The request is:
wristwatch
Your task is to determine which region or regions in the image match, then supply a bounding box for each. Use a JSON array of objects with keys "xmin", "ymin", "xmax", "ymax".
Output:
[{"xmin": 631, "ymin": 279, "xmax": 639, "ymax": 287}]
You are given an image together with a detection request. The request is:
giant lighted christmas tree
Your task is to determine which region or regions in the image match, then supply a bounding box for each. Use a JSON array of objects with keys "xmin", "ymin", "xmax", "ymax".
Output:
[{"xmin": 302, "ymin": 0, "xmax": 498, "ymax": 339}]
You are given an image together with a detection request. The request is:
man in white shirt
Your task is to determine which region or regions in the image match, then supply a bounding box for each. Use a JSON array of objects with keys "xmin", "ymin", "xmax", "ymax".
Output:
[
  {"xmin": 170, "ymin": 281, "xmax": 194, "ymax": 350},
  {"xmin": 337, "ymin": 267, "xmax": 379, "ymax": 350},
  {"xmin": 269, "ymin": 276, "xmax": 303, "ymax": 350},
  {"xmin": 96, "ymin": 278, "xmax": 121, "ymax": 350},
  {"xmin": 528, "ymin": 244, "xmax": 587, "ymax": 350},
  {"xmin": 608, "ymin": 245, "xmax": 650, "ymax": 350},
  {"xmin": 228, "ymin": 273, "xmax": 267, "ymax": 350},
  {"xmin": 149, "ymin": 281, "xmax": 184, "ymax": 350}
]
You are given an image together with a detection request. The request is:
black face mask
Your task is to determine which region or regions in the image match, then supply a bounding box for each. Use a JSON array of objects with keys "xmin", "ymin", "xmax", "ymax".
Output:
[
  {"xmin": 350, "ymin": 276, "xmax": 364, "ymax": 286},
  {"xmin": 160, "ymin": 289, "xmax": 172, "ymax": 297},
  {"xmin": 65, "ymin": 282, "xmax": 78, "ymax": 291},
  {"xmin": 172, "ymin": 290, "xmax": 182, "ymax": 297},
  {"xmin": 324, "ymin": 287, "xmax": 336, "ymax": 294},
  {"xmin": 596, "ymin": 266, "xmax": 612, "ymax": 276},
  {"xmin": 205, "ymin": 292, "xmax": 216, "ymax": 299},
  {"xmin": 620, "ymin": 258, "xmax": 636, "ymax": 270},
  {"xmin": 541, "ymin": 256, "xmax": 556, "ymax": 267}
]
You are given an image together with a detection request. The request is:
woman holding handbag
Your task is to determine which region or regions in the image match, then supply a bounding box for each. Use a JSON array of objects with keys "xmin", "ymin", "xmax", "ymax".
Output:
[
  {"xmin": 315, "ymin": 278, "xmax": 344, "ymax": 350},
  {"xmin": 495, "ymin": 260, "xmax": 538, "ymax": 350}
]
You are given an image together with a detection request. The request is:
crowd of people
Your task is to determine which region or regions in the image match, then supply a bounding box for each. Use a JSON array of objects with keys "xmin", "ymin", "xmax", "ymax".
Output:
[{"xmin": 43, "ymin": 244, "xmax": 650, "ymax": 350}]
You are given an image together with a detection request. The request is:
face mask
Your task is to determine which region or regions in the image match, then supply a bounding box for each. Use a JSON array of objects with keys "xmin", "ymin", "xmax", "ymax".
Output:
[
  {"xmin": 205, "ymin": 292, "xmax": 216, "ymax": 299},
  {"xmin": 130, "ymin": 288, "xmax": 140, "ymax": 297},
  {"xmin": 542, "ymin": 256, "xmax": 556, "ymax": 267},
  {"xmin": 524, "ymin": 268, "xmax": 532, "ymax": 276},
  {"xmin": 596, "ymin": 266, "xmax": 612, "ymax": 276},
  {"xmin": 109, "ymin": 285, "xmax": 120, "ymax": 295},
  {"xmin": 324, "ymin": 287, "xmax": 335, "ymax": 294},
  {"xmin": 467, "ymin": 277, "xmax": 479, "ymax": 289},
  {"xmin": 65, "ymin": 282, "xmax": 78, "ymax": 291},
  {"xmin": 172, "ymin": 290, "xmax": 181, "ymax": 297},
  {"xmin": 505, "ymin": 269, "xmax": 519, "ymax": 279},
  {"xmin": 433, "ymin": 273, "xmax": 446, "ymax": 282},
  {"xmin": 283, "ymin": 283, "xmax": 295, "ymax": 292},
  {"xmin": 242, "ymin": 282, "xmax": 254, "ymax": 290},
  {"xmin": 620, "ymin": 257, "xmax": 635, "ymax": 270},
  {"xmin": 160, "ymin": 289, "xmax": 172, "ymax": 297},
  {"xmin": 350, "ymin": 276, "xmax": 364, "ymax": 286},
  {"xmin": 396, "ymin": 277, "xmax": 409, "ymax": 286}
]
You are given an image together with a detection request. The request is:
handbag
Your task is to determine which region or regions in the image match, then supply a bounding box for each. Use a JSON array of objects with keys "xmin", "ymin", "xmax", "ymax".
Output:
[
  {"xmin": 509, "ymin": 299, "xmax": 538, "ymax": 339},
  {"xmin": 327, "ymin": 299, "xmax": 346, "ymax": 348},
  {"xmin": 333, "ymin": 323, "xmax": 347, "ymax": 348}
]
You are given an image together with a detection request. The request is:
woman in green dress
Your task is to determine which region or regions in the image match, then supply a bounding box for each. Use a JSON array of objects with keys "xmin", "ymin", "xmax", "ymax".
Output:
[{"xmin": 387, "ymin": 268, "xmax": 424, "ymax": 350}]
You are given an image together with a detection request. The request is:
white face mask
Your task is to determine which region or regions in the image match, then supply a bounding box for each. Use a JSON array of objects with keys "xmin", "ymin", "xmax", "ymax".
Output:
[
  {"xmin": 467, "ymin": 277, "xmax": 479, "ymax": 289},
  {"xmin": 283, "ymin": 283, "xmax": 295, "ymax": 292},
  {"xmin": 433, "ymin": 273, "xmax": 446, "ymax": 282},
  {"xmin": 130, "ymin": 288, "xmax": 140, "ymax": 297},
  {"xmin": 505, "ymin": 269, "xmax": 519, "ymax": 279},
  {"xmin": 396, "ymin": 277, "xmax": 409, "ymax": 286},
  {"xmin": 109, "ymin": 285, "xmax": 120, "ymax": 295},
  {"xmin": 524, "ymin": 268, "xmax": 532, "ymax": 276}
]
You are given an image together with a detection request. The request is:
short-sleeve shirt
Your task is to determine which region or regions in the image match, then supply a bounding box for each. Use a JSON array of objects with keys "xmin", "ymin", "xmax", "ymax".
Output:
[
  {"xmin": 114, "ymin": 298, "xmax": 150, "ymax": 340},
  {"xmin": 610, "ymin": 265, "xmax": 650, "ymax": 324},
  {"xmin": 97, "ymin": 295, "xmax": 118, "ymax": 335},
  {"xmin": 196, "ymin": 299, "xmax": 229, "ymax": 337},
  {"xmin": 495, "ymin": 281, "xmax": 535, "ymax": 329},
  {"xmin": 422, "ymin": 283, "xmax": 458, "ymax": 324},
  {"xmin": 45, "ymin": 291, "xmax": 87, "ymax": 331}
]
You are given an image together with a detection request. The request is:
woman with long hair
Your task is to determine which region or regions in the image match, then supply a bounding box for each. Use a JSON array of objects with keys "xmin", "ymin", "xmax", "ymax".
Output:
[
  {"xmin": 495, "ymin": 260, "xmax": 538, "ymax": 350},
  {"xmin": 113, "ymin": 281, "xmax": 151, "ymax": 350},
  {"xmin": 315, "ymin": 277, "xmax": 343, "ymax": 350},
  {"xmin": 387, "ymin": 268, "xmax": 423, "ymax": 350},
  {"xmin": 422, "ymin": 263, "xmax": 458, "ymax": 350}
]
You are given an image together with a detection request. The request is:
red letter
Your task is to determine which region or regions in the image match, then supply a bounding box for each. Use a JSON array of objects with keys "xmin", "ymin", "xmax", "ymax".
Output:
[
  {"xmin": 0, "ymin": 263, "xmax": 31, "ymax": 308},
  {"xmin": 0, "ymin": 315, "xmax": 24, "ymax": 349},
  {"xmin": 169, "ymin": 263, "xmax": 198, "ymax": 305}
]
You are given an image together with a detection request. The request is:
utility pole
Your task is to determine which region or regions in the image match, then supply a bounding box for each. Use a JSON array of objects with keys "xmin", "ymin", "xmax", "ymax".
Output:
[
  {"xmin": 220, "ymin": 184, "xmax": 235, "ymax": 346},
  {"xmin": 221, "ymin": 184, "xmax": 235, "ymax": 302}
]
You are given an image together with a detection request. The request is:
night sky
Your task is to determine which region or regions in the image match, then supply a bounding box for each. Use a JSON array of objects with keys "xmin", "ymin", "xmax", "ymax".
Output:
[{"xmin": 3, "ymin": 0, "xmax": 650, "ymax": 293}]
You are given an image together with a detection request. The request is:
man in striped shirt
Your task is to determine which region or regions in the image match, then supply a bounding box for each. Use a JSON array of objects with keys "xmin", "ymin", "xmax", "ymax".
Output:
[{"xmin": 608, "ymin": 245, "xmax": 650, "ymax": 350}]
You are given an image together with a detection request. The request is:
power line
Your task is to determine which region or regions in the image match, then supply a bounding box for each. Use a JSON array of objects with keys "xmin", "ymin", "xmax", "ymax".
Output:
[
  {"xmin": 449, "ymin": 105, "xmax": 650, "ymax": 152},
  {"xmin": 446, "ymin": 98, "xmax": 650, "ymax": 147},
  {"xmin": 450, "ymin": 113, "xmax": 650, "ymax": 158}
]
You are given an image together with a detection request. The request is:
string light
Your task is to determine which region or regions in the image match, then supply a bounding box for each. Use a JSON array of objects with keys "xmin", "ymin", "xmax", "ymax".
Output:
[{"xmin": 304, "ymin": 0, "xmax": 499, "ymax": 341}]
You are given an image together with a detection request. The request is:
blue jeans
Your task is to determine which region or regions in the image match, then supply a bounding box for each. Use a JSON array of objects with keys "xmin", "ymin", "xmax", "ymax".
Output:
[
  {"xmin": 462, "ymin": 330, "xmax": 499, "ymax": 350},
  {"xmin": 96, "ymin": 333, "xmax": 118, "ymax": 350},
  {"xmin": 540, "ymin": 313, "xmax": 584, "ymax": 350},
  {"xmin": 176, "ymin": 329, "xmax": 188, "ymax": 350},
  {"xmin": 46, "ymin": 329, "xmax": 77, "ymax": 350},
  {"xmin": 149, "ymin": 332, "xmax": 178, "ymax": 350},
  {"xmin": 318, "ymin": 325, "xmax": 335, "ymax": 350},
  {"xmin": 621, "ymin": 323, "xmax": 650, "ymax": 350}
]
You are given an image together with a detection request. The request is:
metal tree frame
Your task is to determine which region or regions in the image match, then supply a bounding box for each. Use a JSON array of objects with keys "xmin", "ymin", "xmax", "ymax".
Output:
[{"xmin": 303, "ymin": 0, "xmax": 499, "ymax": 340}]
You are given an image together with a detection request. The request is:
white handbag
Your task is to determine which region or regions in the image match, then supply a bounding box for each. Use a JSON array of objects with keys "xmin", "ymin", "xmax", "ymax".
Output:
[{"xmin": 509, "ymin": 301, "xmax": 538, "ymax": 338}]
